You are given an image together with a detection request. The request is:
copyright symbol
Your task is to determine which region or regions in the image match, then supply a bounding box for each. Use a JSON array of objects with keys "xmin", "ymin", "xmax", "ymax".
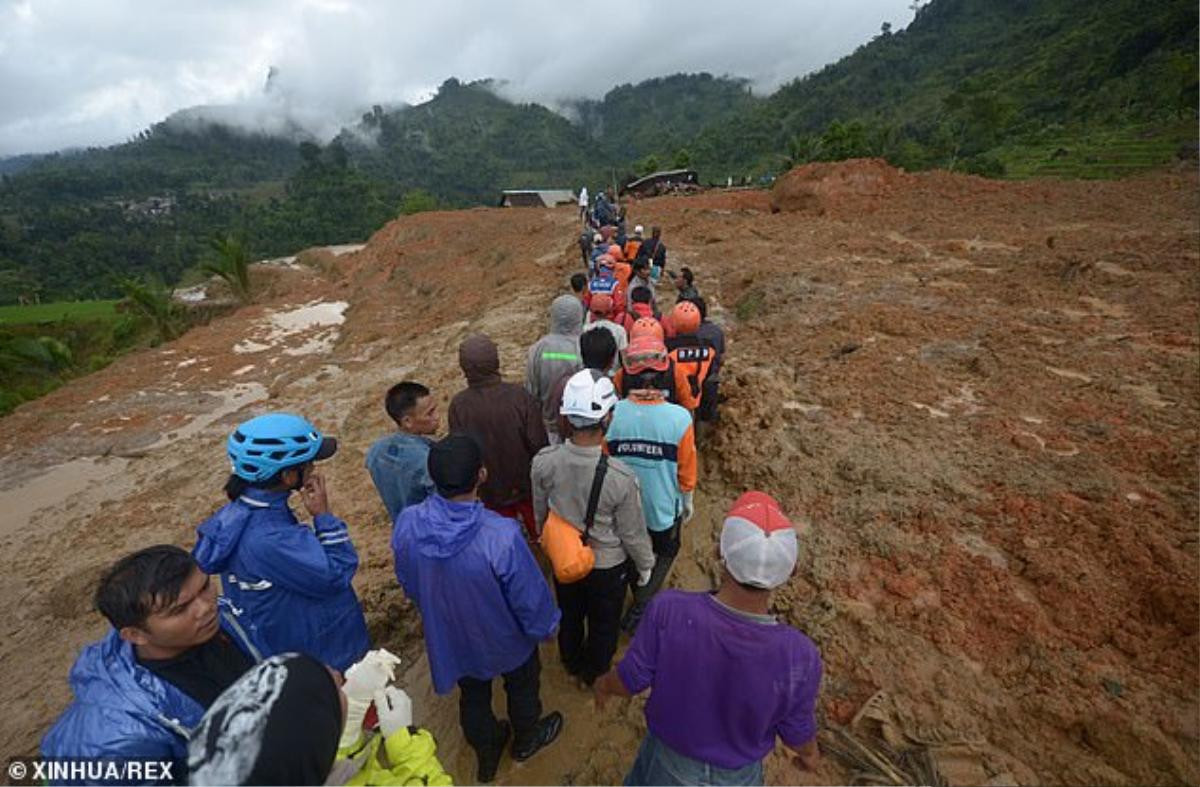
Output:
[{"xmin": 7, "ymin": 760, "xmax": 27, "ymax": 780}]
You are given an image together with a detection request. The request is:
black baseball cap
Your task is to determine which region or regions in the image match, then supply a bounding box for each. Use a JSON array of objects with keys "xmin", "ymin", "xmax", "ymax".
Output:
[{"xmin": 427, "ymin": 433, "xmax": 483, "ymax": 496}]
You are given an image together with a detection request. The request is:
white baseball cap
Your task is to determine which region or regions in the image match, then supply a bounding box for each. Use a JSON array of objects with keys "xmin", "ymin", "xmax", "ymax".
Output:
[
  {"xmin": 719, "ymin": 492, "xmax": 799, "ymax": 589},
  {"xmin": 560, "ymin": 369, "xmax": 618, "ymax": 426},
  {"xmin": 634, "ymin": 224, "xmax": 644, "ymax": 235}
]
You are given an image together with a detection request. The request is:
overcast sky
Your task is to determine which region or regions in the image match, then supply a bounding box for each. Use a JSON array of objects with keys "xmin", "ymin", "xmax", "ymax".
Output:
[{"xmin": 0, "ymin": 0, "xmax": 914, "ymax": 157}]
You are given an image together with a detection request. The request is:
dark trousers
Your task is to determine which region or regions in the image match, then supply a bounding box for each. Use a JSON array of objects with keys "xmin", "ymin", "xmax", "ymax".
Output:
[
  {"xmin": 634, "ymin": 523, "xmax": 682, "ymax": 601},
  {"xmin": 457, "ymin": 649, "xmax": 542, "ymax": 753},
  {"xmin": 555, "ymin": 563, "xmax": 629, "ymax": 683},
  {"xmin": 698, "ymin": 378, "xmax": 720, "ymax": 422}
]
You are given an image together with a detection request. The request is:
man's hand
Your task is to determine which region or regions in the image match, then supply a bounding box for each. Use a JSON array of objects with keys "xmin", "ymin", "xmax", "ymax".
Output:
[
  {"xmin": 680, "ymin": 491, "xmax": 695, "ymax": 523},
  {"xmin": 301, "ymin": 472, "xmax": 331, "ymax": 517},
  {"xmin": 789, "ymin": 738, "xmax": 820, "ymax": 771},
  {"xmin": 593, "ymin": 668, "xmax": 632, "ymax": 710}
]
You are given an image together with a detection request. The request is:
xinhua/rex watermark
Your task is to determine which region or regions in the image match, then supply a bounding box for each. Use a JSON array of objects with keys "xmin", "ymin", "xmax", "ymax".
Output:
[{"xmin": 7, "ymin": 757, "xmax": 179, "ymax": 784}]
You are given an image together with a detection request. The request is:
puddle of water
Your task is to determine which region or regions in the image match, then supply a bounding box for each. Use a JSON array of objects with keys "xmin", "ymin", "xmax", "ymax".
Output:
[
  {"xmin": 234, "ymin": 301, "xmax": 348, "ymax": 354},
  {"xmin": 270, "ymin": 301, "xmax": 347, "ymax": 333},
  {"xmin": 0, "ymin": 383, "xmax": 269, "ymax": 538},
  {"xmin": 248, "ymin": 244, "xmax": 367, "ymax": 272},
  {"xmin": 144, "ymin": 383, "xmax": 268, "ymax": 451},
  {"xmin": 0, "ymin": 457, "xmax": 131, "ymax": 538},
  {"xmin": 282, "ymin": 331, "xmax": 338, "ymax": 357}
]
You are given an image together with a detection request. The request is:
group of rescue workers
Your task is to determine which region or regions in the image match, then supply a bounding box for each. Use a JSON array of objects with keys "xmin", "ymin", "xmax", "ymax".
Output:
[{"xmin": 40, "ymin": 187, "xmax": 822, "ymax": 787}]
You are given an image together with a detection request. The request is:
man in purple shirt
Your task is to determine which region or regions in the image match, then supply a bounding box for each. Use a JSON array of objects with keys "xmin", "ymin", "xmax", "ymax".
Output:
[{"xmin": 595, "ymin": 491, "xmax": 821, "ymax": 785}]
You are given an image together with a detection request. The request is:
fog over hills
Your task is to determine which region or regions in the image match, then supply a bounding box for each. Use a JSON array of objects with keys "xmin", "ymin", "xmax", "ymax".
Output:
[{"xmin": 0, "ymin": 0, "xmax": 913, "ymax": 156}]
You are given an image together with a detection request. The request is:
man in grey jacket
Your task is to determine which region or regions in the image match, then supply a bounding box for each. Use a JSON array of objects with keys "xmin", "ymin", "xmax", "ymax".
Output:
[
  {"xmin": 531, "ymin": 369, "xmax": 655, "ymax": 687},
  {"xmin": 526, "ymin": 294, "xmax": 585, "ymax": 444}
]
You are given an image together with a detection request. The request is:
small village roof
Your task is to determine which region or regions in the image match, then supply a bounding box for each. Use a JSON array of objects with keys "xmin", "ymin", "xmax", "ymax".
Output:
[{"xmin": 497, "ymin": 189, "xmax": 576, "ymax": 207}]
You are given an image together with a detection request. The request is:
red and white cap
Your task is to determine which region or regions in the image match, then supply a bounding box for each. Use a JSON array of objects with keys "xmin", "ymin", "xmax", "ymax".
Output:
[{"xmin": 719, "ymin": 491, "xmax": 798, "ymax": 589}]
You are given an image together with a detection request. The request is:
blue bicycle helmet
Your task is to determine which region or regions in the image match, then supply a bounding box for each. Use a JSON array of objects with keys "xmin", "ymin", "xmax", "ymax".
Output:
[{"xmin": 227, "ymin": 413, "xmax": 338, "ymax": 482}]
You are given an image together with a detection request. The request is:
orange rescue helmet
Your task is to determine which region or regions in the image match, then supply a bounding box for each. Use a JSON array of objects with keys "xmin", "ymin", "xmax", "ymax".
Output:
[
  {"xmin": 630, "ymin": 316, "xmax": 665, "ymax": 342},
  {"xmin": 590, "ymin": 293, "xmax": 614, "ymax": 316},
  {"xmin": 670, "ymin": 301, "xmax": 701, "ymax": 335}
]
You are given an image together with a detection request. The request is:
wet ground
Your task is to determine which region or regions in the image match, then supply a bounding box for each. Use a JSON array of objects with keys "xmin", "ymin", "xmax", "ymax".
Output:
[{"xmin": 0, "ymin": 166, "xmax": 1196, "ymax": 785}]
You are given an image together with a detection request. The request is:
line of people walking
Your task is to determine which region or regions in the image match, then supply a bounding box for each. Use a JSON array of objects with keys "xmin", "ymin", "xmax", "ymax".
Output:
[{"xmin": 40, "ymin": 202, "xmax": 821, "ymax": 786}]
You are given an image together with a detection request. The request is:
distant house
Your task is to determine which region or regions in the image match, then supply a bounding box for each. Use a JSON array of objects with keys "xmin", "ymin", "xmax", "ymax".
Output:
[
  {"xmin": 620, "ymin": 169, "xmax": 699, "ymax": 197},
  {"xmin": 116, "ymin": 195, "xmax": 177, "ymax": 217},
  {"xmin": 498, "ymin": 189, "xmax": 576, "ymax": 208}
]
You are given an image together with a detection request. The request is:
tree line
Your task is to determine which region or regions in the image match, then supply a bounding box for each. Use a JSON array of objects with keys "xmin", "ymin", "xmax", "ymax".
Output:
[{"xmin": 0, "ymin": 0, "xmax": 1194, "ymax": 305}]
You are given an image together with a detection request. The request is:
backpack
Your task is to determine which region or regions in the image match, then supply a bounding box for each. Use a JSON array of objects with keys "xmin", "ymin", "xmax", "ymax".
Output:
[
  {"xmin": 668, "ymin": 335, "xmax": 713, "ymax": 399},
  {"xmin": 540, "ymin": 455, "xmax": 608, "ymax": 584}
]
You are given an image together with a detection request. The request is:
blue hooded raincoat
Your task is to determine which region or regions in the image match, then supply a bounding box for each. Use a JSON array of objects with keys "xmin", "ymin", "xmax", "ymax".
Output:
[
  {"xmin": 392, "ymin": 494, "xmax": 559, "ymax": 694},
  {"xmin": 41, "ymin": 628, "xmax": 202, "ymax": 761},
  {"xmin": 193, "ymin": 488, "xmax": 370, "ymax": 671}
]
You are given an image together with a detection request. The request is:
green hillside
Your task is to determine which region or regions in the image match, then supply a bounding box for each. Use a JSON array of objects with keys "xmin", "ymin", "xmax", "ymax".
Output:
[
  {"xmin": 339, "ymin": 78, "xmax": 611, "ymax": 204},
  {"xmin": 691, "ymin": 0, "xmax": 1198, "ymax": 177},
  {"xmin": 0, "ymin": 0, "xmax": 1195, "ymax": 304},
  {"xmin": 570, "ymin": 73, "xmax": 759, "ymax": 167}
]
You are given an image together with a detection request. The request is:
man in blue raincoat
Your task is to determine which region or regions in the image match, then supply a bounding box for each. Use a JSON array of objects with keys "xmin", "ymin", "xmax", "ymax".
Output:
[
  {"xmin": 392, "ymin": 434, "xmax": 562, "ymax": 784},
  {"xmin": 42, "ymin": 546, "xmax": 257, "ymax": 762}
]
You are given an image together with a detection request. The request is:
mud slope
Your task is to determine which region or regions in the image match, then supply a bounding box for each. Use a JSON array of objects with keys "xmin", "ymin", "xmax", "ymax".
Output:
[{"xmin": 0, "ymin": 166, "xmax": 1196, "ymax": 786}]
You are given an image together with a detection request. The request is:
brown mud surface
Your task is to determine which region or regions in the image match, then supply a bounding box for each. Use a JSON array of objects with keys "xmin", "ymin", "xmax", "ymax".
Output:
[{"xmin": 1, "ymin": 162, "xmax": 1196, "ymax": 785}]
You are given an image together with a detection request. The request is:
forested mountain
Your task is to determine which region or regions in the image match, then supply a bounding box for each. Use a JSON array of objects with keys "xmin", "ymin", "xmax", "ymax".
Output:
[
  {"xmin": 338, "ymin": 78, "xmax": 611, "ymax": 204},
  {"xmin": 691, "ymin": 0, "xmax": 1198, "ymax": 176},
  {"xmin": 0, "ymin": 0, "xmax": 1195, "ymax": 304},
  {"xmin": 569, "ymin": 73, "xmax": 759, "ymax": 166}
]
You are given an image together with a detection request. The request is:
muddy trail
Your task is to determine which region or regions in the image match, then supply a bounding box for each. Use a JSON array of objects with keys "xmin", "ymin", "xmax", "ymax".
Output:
[{"xmin": 0, "ymin": 164, "xmax": 1196, "ymax": 786}]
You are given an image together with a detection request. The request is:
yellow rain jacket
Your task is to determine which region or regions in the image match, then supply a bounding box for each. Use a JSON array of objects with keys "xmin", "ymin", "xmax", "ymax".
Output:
[{"xmin": 335, "ymin": 726, "xmax": 453, "ymax": 786}]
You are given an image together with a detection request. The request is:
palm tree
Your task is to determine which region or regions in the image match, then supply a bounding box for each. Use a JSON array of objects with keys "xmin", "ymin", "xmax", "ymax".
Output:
[
  {"xmin": 202, "ymin": 233, "xmax": 252, "ymax": 302},
  {"xmin": 117, "ymin": 277, "xmax": 184, "ymax": 343}
]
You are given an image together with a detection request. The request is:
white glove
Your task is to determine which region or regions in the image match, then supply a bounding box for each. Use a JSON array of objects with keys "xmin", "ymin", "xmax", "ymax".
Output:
[
  {"xmin": 636, "ymin": 567, "xmax": 652, "ymax": 587},
  {"xmin": 374, "ymin": 686, "xmax": 414, "ymax": 736},
  {"xmin": 343, "ymin": 648, "xmax": 402, "ymax": 702},
  {"xmin": 680, "ymin": 491, "xmax": 695, "ymax": 523},
  {"xmin": 339, "ymin": 695, "xmax": 371, "ymax": 749}
]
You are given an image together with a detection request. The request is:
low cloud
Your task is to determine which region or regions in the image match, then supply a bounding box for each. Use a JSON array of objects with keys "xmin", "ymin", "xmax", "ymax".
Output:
[{"xmin": 0, "ymin": 0, "xmax": 912, "ymax": 156}]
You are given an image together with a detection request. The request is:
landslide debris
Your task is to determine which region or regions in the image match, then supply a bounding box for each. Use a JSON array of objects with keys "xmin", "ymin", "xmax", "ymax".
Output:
[{"xmin": 1, "ymin": 168, "xmax": 1196, "ymax": 786}]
